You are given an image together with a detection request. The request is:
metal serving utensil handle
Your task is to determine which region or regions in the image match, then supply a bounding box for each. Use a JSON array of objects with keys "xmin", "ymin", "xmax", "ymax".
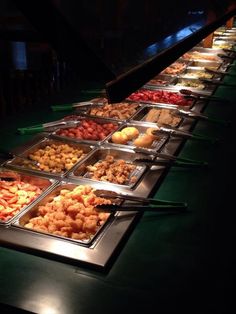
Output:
[
  {"xmin": 133, "ymin": 148, "xmax": 208, "ymax": 165},
  {"xmin": 206, "ymin": 68, "xmax": 236, "ymax": 77},
  {"xmin": 155, "ymin": 126, "xmax": 217, "ymax": 142},
  {"xmin": 218, "ymin": 53, "xmax": 236, "ymax": 60},
  {"xmin": 133, "ymin": 147, "xmax": 178, "ymax": 161},
  {"xmin": 175, "ymin": 109, "xmax": 206, "ymax": 119},
  {"xmin": 199, "ymin": 78, "xmax": 236, "ymax": 87},
  {"xmin": 134, "ymin": 158, "xmax": 208, "ymax": 168},
  {"xmin": 222, "ymin": 48, "xmax": 236, "ymax": 55},
  {"xmin": 176, "ymin": 109, "xmax": 228, "ymax": 125},
  {"xmin": 51, "ymin": 101, "xmax": 98, "ymax": 111},
  {"xmin": 96, "ymin": 203, "xmax": 188, "ymax": 212},
  {"xmin": 158, "ymin": 126, "xmax": 193, "ymax": 139},
  {"xmin": 95, "ymin": 190, "xmax": 187, "ymax": 206},
  {"xmin": 179, "ymin": 88, "xmax": 228, "ymax": 102}
]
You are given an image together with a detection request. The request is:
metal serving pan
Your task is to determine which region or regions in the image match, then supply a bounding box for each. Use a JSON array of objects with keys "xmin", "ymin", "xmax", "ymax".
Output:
[
  {"xmin": 4, "ymin": 137, "xmax": 95, "ymax": 178},
  {"xmin": 188, "ymin": 47, "xmax": 227, "ymax": 55},
  {"xmin": 12, "ymin": 182, "xmax": 115, "ymax": 246},
  {"xmin": 67, "ymin": 147, "xmax": 147, "ymax": 190},
  {"xmin": 179, "ymin": 66, "xmax": 215, "ymax": 79},
  {"xmin": 105, "ymin": 122, "xmax": 168, "ymax": 152},
  {"xmin": 186, "ymin": 60, "xmax": 222, "ymax": 69},
  {"xmin": 127, "ymin": 87, "xmax": 195, "ymax": 109},
  {"xmin": 224, "ymin": 28, "xmax": 236, "ymax": 33},
  {"xmin": 80, "ymin": 101, "xmax": 142, "ymax": 122},
  {"xmin": 51, "ymin": 116, "xmax": 120, "ymax": 146},
  {"xmin": 175, "ymin": 77, "xmax": 207, "ymax": 90},
  {"xmin": 130, "ymin": 105, "xmax": 183, "ymax": 128},
  {"xmin": 0, "ymin": 167, "xmax": 57, "ymax": 225},
  {"xmin": 159, "ymin": 59, "xmax": 190, "ymax": 76},
  {"xmin": 212, "ymin": 40, "xmax": 234, "ymax": 50},
  {"xmin": 215, "ymin": 35, "xmax": 236, "ymax": 42},
  {"xmin": 180, "ymin": 52, "xmax": 223, "ymax": 64},
  {"xmin": 144, "ymin": 74, "xmax": 177, "ymax": 88}
]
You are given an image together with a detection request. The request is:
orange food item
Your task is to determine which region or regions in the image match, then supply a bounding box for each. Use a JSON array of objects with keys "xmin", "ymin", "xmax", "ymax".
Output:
[
  {"xmin": 0, "ymin": 180, "xmax": 42, "ymax": 222},
  {"xmin": 133, "ymin": 134, "xmax": 154, "ymax": 148},
  {"xmin": 146, "ymin": 127, "xmax": 160, "ymax": 140}
]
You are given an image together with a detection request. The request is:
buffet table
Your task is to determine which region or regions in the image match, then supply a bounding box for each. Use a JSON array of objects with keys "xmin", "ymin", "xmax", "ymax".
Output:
[{"xmin": 0, "ymin": 59, "xmax": 235, "ymax": 314}]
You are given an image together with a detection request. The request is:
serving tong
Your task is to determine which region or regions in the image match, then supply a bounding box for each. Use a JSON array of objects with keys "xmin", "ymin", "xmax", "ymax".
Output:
[
  {"xmin": 222, "ymin": 48, "xmax": 236, "ymax": 55},
  {"xmin": 173, "ymin": 107, "xmax": 229, "ymax": 126},
  {"xmin": 218, "ymin": 53, "xmax": 236, "ymax": 60},
  {"xmin": 199, "ymin": 78, "xmax": 236, "ymax": 87},
  {"xmin": 204, "ymin": 67, "xmax": 236, "ymax": 77},
  {"xmin": 133, "ymin": 147, "xmax": 208, "ymax": 168},
  {"xmin": 51, "ymin": 99, "xmax": 105, "ymax": 112},
  {"xmin": 94, "ymin": 190, "xmax": 187, "ymax": 212},
  {"xmin": 151, "ymin": 125, "xmax": 217, "ymax": 143},
  {"xmin": 17, "ymin": 119, "xmax": 79, "ymax": 135},
  {"xmin": 179, "ymin": 89, "xmax": 229, "ymax": 103}
]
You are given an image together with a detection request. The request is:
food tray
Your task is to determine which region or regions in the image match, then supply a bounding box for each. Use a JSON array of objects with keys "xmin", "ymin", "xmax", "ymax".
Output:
[
  {"xmin": 215, "ymin": 35, "xmax": 236, "ymax": 41},
  {"xmin": 181, "ymin": 47, "xmax": 224, "ymax": 61},
  {"xmin": 144, "ymin": 74, "xmax": 177, "ymax": 88},
  {"xmin": 130, "ymin": 105, "xmax": 183, "ymax": 128},
  {"xmin": 81, "ymin": 102, "xmax": 142, "ymax": 122},
  {"xmin": 186, "ymin": 60, "xmax": 222, "ymax": 69},
  {"xmin": 188, "ymin": 47, "xmax": 227, "ymax": 54},
  {"xmin": 106, "ymin": 123, "xmax": 168, "ymax": 152},
  {"xmin": 159, "ymin": 59, "xmax": 190, "ymax": 75},
  {"xmin": 127, "ymin": 87, "xmax": 194, "ymax": 108},
  {"xmin": 12, "ymin": 182, "xmax": 116, "ymax": 246},
  {"xmin": 67, "ymin": 147, "xmax": 147, "ymax": 190},
  {"xmin": 174, "ymin": 77, "xmax": 207, "ymax": 90},
  {"xmin": 224, "ymin": 28, "xmax": 236, "ymax": 33},
  {"xmin": 179, "ymin": 66, "xmax": 215, "ymax": 79},
  {"xmin": 51, "ymin": 116, "xmax": 120, "ymax": 145},
  {"xmin": 4, "ymin": 137, "xmax": 95, "ymax": 178},
  {"xmin": 212, "ymin": 40, "xmax": 234, "ymax": 49},
  {"xmin": 0, "ymin": 167, "xmax": 57, "ymax": 225}
]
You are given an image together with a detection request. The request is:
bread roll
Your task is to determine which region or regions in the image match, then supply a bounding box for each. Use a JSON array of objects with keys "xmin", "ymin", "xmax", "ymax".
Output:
[{"xmin": 133, "ymin": 134, "xmax": 154, "ymax": 148}]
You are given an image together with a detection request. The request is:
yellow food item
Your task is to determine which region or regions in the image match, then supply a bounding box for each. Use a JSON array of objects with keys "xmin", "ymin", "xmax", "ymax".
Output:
[
  {"xmin": 111, "ymin": 131, "xmax": 129, "ymax": 144},
  {"xmin": 146, "ymin": 127, "xmax": 160, "ymax": 140},
  {"xmin": 121, "ymin": 127, "xmax": 139, "ymax": 140},
  {"xmin": 133, "ymin": 134, "xmax": 154, "ymax": 148}
]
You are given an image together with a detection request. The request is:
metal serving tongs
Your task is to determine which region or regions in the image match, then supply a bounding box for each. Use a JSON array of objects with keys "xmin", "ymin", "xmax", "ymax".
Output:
[
  {"xmin": 133, "ymin": 147, "xmax": 208, "ymax": 168},
  {"xmin": 218, "ymin": 53, "xmax": 236, "ymax": 61},
  {"xmin": 151, "ymin": 125, "xmax": 218, "ymax": 143},
  {"xmin": 94, "ymin": 190, "xmax": 187, "ymax": 212},
  {"xmin": 173, "ymin": 107, "xmax": 229, "ymax": 126},
  {"xmin": 17, "ymin": 119, "xmax": 79, "ymax": 135},
  {"xmin": 204, "ymin": 67, "xmax": 236, "ymax": 77},
  {"xmin": 222, "ymin": 48, "xmax": 236, "ymax": 55},
  {"xmin": 51, "ymin": 98, "xmax": 106, "ymax": 112},
  {"xmin": 199, "ymin": 78, "xmax": 236, "ymax": 88},
  {"xmin": 179, "ymin": 89, "xmax": 229, "ymax": 103}
]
